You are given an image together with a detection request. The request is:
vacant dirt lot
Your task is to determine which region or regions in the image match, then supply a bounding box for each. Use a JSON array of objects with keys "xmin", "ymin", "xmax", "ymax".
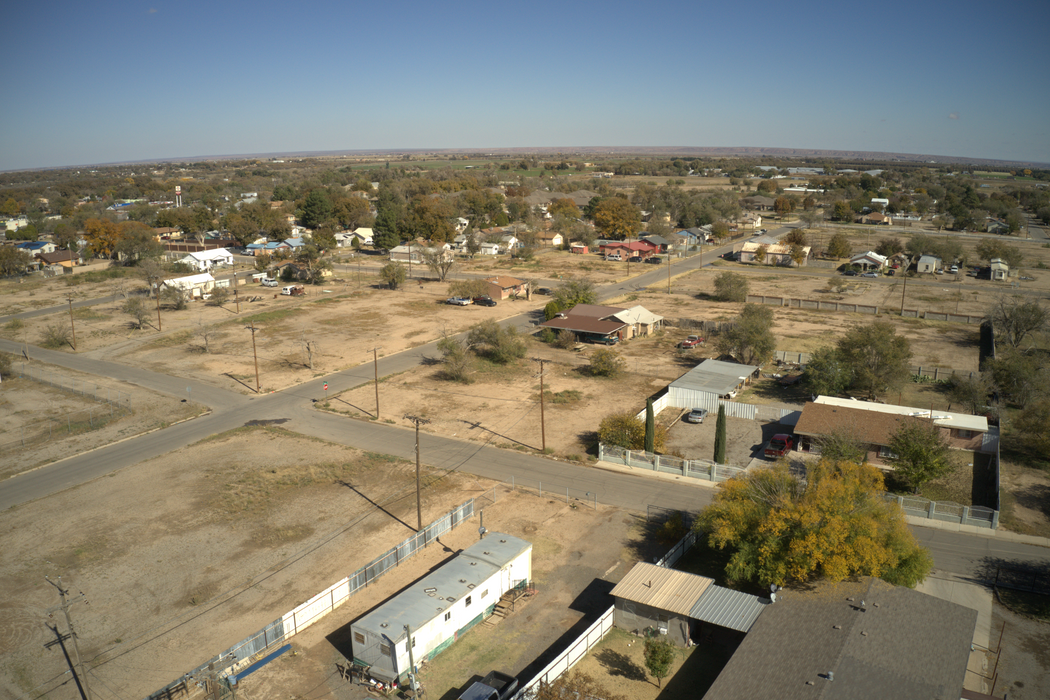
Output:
[
  {"xmin": 0, "ymin": 364, "xmax": 205, "ymax": 479},
  {"xmin": 0, "ymin": 426, "xmax": 484, "ymax": 700}
]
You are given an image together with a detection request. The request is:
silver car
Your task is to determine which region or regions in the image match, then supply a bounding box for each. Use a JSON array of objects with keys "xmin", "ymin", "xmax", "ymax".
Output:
[{"xmin": 684, "ymin": 408, "xmax": 708, "ymax": 424}]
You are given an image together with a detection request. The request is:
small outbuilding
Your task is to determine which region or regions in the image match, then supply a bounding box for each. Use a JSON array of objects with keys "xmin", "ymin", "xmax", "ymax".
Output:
[
  {"xmin": 350, "ymin": 534, "xmax": 532, "ymax": 683},
  {"xmin": 990, "ymin": 257, "xmax": 1009, "ymax": 281},
  {"xmin": 611, "ymin": 562, "xmax": 764, "ymax": 646},
  {"xmin": 178, "ymin": 248, "xmax": 234, "ymax": 271},
  {"xmin": 917, "ymin": 255, "xmax": 941, "ymax": 274},
  {"xmin": 667, "ymin": 359, "xmax": 760, "ymax": 407}
]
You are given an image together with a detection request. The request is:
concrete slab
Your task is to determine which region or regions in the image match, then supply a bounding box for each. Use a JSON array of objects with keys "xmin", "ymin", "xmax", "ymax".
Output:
[{"xmin": 917, "ymin": 576, "xmax": 994, "ymax": 649}]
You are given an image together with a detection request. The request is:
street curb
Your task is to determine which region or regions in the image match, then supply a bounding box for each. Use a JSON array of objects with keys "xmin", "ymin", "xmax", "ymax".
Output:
[
  {"xmin": 590, "ymin": 459, "xmax": 722, "ymax": 490},
  {"xmin": 904, "ymin": 514, "xmax": 1050, "ymax": 548},
  {"xmin": 5, "ymin": 409, "xmax": 213, "ymax": 483}
]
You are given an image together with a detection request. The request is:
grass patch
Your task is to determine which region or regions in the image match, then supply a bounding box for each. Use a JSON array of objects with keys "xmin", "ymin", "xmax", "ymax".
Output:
[
  {"xmin": 72, "ymin": 307, "xmax": 111, "ymax": 321},
  {"xmin": 542, "ymin": 389, "xmax": 584, "ymax": 405},
  {"xmin": 143, "ymin": 329, "xmax": 193, "ymax": 349},
  {"xmin": 241, "ymin": 308, "xmax": 299, "ymax": 324}
]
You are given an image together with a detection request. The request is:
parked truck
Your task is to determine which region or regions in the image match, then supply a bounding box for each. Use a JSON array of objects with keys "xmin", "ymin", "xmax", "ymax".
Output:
[{"xmin": 457, "ymin": 672, "xmax": 518, "ymax": 700}]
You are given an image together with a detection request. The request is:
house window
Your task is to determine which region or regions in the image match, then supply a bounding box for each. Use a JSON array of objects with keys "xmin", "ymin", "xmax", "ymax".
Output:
[
  {"xmin": 465, "ymin": 595, "xmax": 472, "ymax": 607},
  {"xmin": 482, "ymin": 589, "xmax": 489, "ymax": 599},
  {"xmin": 955, "ymin": 429, "xmax": 976, "ymax": 439},
  {"xmin": 444, "ymin": 611, "xmax": 451, "ymax": 622},
  {"xmin": 380, "ymin": 643, "xmax": 391, "ymax": 656},
  {"xmin": 353, "ymin": 632, "xmax": 365, "ymax": 645},
  {"xmin": 878, "ymin": 446, "xmax": 898, "ymax": 459}
]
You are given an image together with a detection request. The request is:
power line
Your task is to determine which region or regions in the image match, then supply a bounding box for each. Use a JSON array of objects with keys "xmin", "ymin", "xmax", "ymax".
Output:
[{"xmin": 44, "ymin": 576, "xmax": 92, "ymax": 700}]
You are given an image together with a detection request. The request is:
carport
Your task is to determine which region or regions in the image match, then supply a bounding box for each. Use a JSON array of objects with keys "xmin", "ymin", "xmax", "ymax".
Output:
[{"xmin": 667, "ymin": 359, "xmax": 759, "ymax": 408}]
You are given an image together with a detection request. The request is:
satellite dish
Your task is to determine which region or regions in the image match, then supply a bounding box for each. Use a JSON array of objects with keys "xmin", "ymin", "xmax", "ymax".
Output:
[{"xmin": 478, "ymin": 526, "xmax": 487, "ymax": 538}]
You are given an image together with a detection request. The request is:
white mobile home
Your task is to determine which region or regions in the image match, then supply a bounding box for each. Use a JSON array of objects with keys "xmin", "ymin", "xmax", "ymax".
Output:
[
  {"xmin": 350, "ymin": 534, "xmax": 531, "ymax": 682},
  {"xmin": 162, "ymin": 272, "xmax": 215, "ymax": 299}
]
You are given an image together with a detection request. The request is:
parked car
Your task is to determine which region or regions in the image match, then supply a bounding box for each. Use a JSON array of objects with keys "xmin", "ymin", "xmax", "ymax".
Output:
[
  {"xmin": 281, "ymin": 284, "xmax": 305, "ymax": 296},
  {"xmin": 842, "ymin": 270, "xmax": 858, "ymax": 276},
  {"xmin": 764, "ymin": 434, "xmax": 794, "ymax": 458},
  {"xmin": 949, "ymin": 265, "xmax": 959, "ymax": 274},
  {"xmin": 472, "ymin": 295, "xmax": 497, "ymax": 307},
  {"xmin": 861, "ymin": 271, "xmax": 878, "ymax": 278},
  {"xmin": 684, "ymin": 408, "xmax": 708, "ymax": 424},
  {"xmin": 679, "ymin": 335, "xmax": 704, "ymax": 349},
  {"xmin": 628, "ymin": 256, "xmax": 643, "ymax": 263},
  {"xmin": 458, "ymin": 672, "xmax": 519, "ymax": 700},
  {"xmin": 590, "ymin": 335, "xmax": 620, "ymax": 345},
  {"xmin": 646, "ymin": 256, "xmax": 662, "ymax": 264},
  {"xmin": 446, "ymin": 297, "xmax": 473, "ymax": 306},
  {"xmin": 605, "ymin": 253, "xmax": 622, "ymax": 261},
  {"xmin": 261, "ymin": 277, "xmax": 278, "ymax": 287},
  {"xmin": 537, "ymin": 287, "xmax": 553, "ymax": 296}
]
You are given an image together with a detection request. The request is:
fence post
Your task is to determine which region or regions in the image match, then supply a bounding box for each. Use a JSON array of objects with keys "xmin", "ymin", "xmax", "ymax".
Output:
[
  {"xmin": 598, "ymin": 443, "xmax": 604, "ymax": 461},
  {"xmin": 539, "ymin": 481, "xmax": 542, "ymax": 497},
  {"xmin": 992, "ymin": 510, "xmax": 1000, "ymax": 529},
  {"xmin": 928, "ymin": 500, "xmax": 936, "ymax": 519},
  {"xmin": 654, "ymin": 455, "xmax": 660, "ymax": 472},
  {"xmin": 565, "ymin": 487, "xmax": 569, "ymax": 504},
  {"xmin": 897, "ymin": 496, "xmax": 904, "ymax": 508},
  {"xmin": 625, "ymin": 449, "xmax": 631, "ymax": 466},
  {"xmin": 962, "ymin": 506, "xmax": 970, "ymax": 525}
]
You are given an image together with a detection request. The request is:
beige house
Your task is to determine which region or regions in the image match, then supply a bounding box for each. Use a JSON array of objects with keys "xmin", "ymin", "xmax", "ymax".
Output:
[
  {"xmin": 737, "ymin": 241, "xmax": 810, "ymax": 267},
  {"xmin": 990, "ymin": 257, "xmax": 1009, "ymax": 281},
  {"xmin": 535, "ymin": 231, "xmax": 563, "ymax": 247},
  {"xmin": 483, "ymin": 275, "xmax": 527, "ymax": 299}
]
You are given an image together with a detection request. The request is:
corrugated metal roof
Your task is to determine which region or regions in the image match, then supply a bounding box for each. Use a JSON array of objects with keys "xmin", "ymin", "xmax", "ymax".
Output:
[
  {"xmin": 690, "ymin": 585, "xmax": 766, "ymax": 632},
  {"xmin": 610, "ymin": 563, "xmax": 712, "ymax": 617},
  {"xmin": 669, "ymin": 359, "xmax": 759, "ymax": 396}
]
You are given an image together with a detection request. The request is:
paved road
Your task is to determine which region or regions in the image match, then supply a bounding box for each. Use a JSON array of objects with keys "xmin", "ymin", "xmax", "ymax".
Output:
[{"xmin": 4, "ymin": 226, "xmax": 1048, "ymax": 583}]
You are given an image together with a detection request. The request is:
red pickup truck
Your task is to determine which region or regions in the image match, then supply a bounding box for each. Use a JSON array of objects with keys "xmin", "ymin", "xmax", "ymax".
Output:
[
  {"xmin": 764, "ymin": 434, "xmax": 794, "ymax": 458},
  {"xmin": 680, "ymin": 335, "xmax": 704, "ymax": 349}
]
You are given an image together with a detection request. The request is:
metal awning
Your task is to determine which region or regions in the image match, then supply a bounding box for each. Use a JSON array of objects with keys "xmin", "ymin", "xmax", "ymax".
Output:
[{"xmin": 689, "ymin": 585, "xmax": 766, "ymax": 633}]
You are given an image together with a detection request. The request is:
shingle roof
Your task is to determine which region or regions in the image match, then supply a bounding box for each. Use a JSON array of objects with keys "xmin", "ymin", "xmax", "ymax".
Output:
[
  {"xmin": 563, "ymin": 304, "xmax": 624, "ymax": 319},
  {"xmin": 484, "ymin": 276, "xmax": 524, "ymax": 288},
  {"xmin": 793, "ymin": 402, "xmax": 918, "ymax": 447},
  {"xmin": 539, "ymin": 316, "xmax": 625, "ymax": 335},
  {"xmin": 702, "ymin": 578, "xmax": 977, "ymax": 700}
]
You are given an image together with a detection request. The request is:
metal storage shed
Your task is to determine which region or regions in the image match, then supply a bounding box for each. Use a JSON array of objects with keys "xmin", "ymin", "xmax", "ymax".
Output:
[{"xmin": 667, "ymin": 359, "xmax": 759, "ymax": 408}]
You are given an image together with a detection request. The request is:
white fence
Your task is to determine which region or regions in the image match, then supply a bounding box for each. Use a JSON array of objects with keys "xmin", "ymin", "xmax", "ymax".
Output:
[
  {"xmin": 516, "ymin": 607, "xmax": 615, "ymax": 698},
  {"xmin": 144, "ymin": 499, "xmax": 476, "ymax": 700},
  {"xmin": 599, "ymin": 443, "xmax": 748, "ymax": 483}
]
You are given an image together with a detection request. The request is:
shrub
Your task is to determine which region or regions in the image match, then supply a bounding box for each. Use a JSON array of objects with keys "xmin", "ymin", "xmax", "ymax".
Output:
[
  {"xmin": 598, "ymin": 411, "xmax": 667, "ymax": 451},
  {"xmin": 713, "ymin": 271, "xmax": 748, "ymax": 302},
  {"xmin": 554, "ymin": 329, "xmax": 577, "ymax": 349},
  {"xmin": 41, "ymin": 323, "xmax": 72, "ymax": 349},
  {"xmin": 587, "ymin": 348, "xmax": 626, "ymax": 377}
]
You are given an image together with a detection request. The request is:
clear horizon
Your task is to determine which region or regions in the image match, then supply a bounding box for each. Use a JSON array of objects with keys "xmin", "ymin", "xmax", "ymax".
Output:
[{"xmin": 4, "ymin": 0, "xmax": 1048, "ymax": 172}]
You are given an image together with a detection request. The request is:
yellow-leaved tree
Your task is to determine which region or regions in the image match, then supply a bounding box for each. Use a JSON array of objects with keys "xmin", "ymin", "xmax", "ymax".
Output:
[{"xmin": 696, "ymin": 460, "xmax": 932, "ymax": 588}]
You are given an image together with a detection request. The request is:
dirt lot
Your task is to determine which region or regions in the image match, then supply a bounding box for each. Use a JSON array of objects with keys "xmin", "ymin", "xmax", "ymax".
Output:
[
  {"xmin": 0, "ymin": 421, "xmax": 672, "ymax": 700},
  {"xmin": 0, "ymin": 364, "xmax": 205, "ymax": 479}
]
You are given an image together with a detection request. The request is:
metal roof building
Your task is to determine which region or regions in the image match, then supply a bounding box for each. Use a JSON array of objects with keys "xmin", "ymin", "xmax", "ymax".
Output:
[
  {"xmin": 668, "ymin": 359, "xmax": 759, "ymax": 404},
  {"xmin": 610, "ymin": 563, "xmax": 765, "ymax": 645},
  {"xmin": 350, "ymin": 534, "xmax": 531, "ymax": 682}
]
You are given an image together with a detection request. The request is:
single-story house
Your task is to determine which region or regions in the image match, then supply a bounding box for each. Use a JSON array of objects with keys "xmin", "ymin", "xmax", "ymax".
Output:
[
  {"xmin": 500, "ymin": 234, "xmax": 521, "ymax": 250},
  {"xmin": 702, "ymin": 577, "xmax": 978, "ymax": 700},
  {"xmin": 569, "ymin": 242, "xmax": 588, "ymax": 254},
  {"xmin": 990, "ymin": 257, "xmax": 1009, "ymax": 281},
  {"xmin": 862, "ymin": 212, "xmax": 892, "ymax": 225},
  {"xmin": 478, "ymin": 242, "xmax": 501, "ymax": 256},
  {"xmin": 610, "ymin": 305, "xmax": 664, "ymax": 338},
  {"xmin": 152, "ymin": 226, "xmax": 182, "ymax": 240},
  {"xmin": 162, "ymin": 273, "xmax": 215, "ymax": 299},
  {"xmin": 611, "ymin": 562, "xmax": 764, "ymax": 647},
  {"xmin": 35, "ymin": 249, "xmax": 80, "ymax": 269},
  {"xmin": 742, "ymin": 195, "xmax": 776, "ymax": 211},
  {"xmin": 352, "ymin": 228, "xmax": 374, "ymax": 245},
  {"xmin": 246, "ymin": 241, "xmax": 287, "ymax": 256},
  {"xmin": 641, "ymin": 234, "xmax": 673, "ymax": 252},
  {"xmin": 917, "ymin": 255, "xmax": 941, "ymax": 274},
  {"xmin": 735, "ymin": 212, "xmax": 762, "ymax": 230},
  {"xmin": 15, "ymin": 240, "xmax": 57, "ymax": 255},
  {"xmin": 667, "ymin": 359, "xmax": 760, "ymax": 408},
  {"xmin": 283, "ymin": 237, "xmax": 306, "ymax": 251},
  {"xmin": 598, "ymin": 240, "xmax": 659, "ymax": 259},
  {"xmin": 986, "ymin": 218, "xmax": 1010, "ymax": 235},
  {"xmin": 792, "ymin": 396, "xmax": 990, "ymax": 464},
  {"xmin": 849, "ymin": 251, "xmax": 888, "ymax": 271},
  {"xmin": 350, "ymin": 534, "xmax": 532, "ymax": 683},
  {"xmin": 535, "ymin": 231, "xmax": 563, "ymax": 248},
  {"xmin": 737, "ymin": 242, "xmax": 810, "ymax": 267},
  {"xmin": 538, "ymin": 303, "xmax": 628, "ymax": 343},
  {"xmin": 177, "ymin": 247, "xmax": 233, "ymax": 271},
  {"xmin": 389, "ymin": 244, "xmax": 424, "ymax": 264},
  {"xmin": 274, "ymin": 261, "xmax": 332, "ymax": 281},
  {"xmin": 483, "ymin": 275, "xmax": 527, "ymax": 300}
]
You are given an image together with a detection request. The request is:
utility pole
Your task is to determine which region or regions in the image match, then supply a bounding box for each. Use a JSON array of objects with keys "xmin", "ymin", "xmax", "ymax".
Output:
[
  {"xmin": 404, "ymin": 415, "xmax": 431, "ymax": 531},
  {"xmin": 45, "ymin": 624, "xmax": 89, "ymax": 700},
  {"xmin": 234, "ymin": 273, "xmax": 240, "ymax": 313},
  {"xmin": 371, "ymin": 347, "xmax": 382, "ymax": 419},
  {"xmin": 666, "ymin": 252, "xmax": 671, "ymax": 294},
  {"xmin": 246, "ymin": 322, "xmax": 261, "ymax": 393},
  {"xmin": 404, "ymin": 624, "xmax": 419, "ymax": 696},
  {"xmin": 899, "ymin": 269, "xmax": 909, "ymax": 315},
  {"xmin": 45, "ymin": 576, "xmax": 92, "ymax": 700},
  {"xmin": 532, "ymin": 358, "xmax": 547, "ymax": 452},
  {"xmin": 67, "ymin": 296, "xmax": 77, "ymax": 351},
  {"xmin": 154, "ymin": 283, "xmax": 162, "ymax": 332}
]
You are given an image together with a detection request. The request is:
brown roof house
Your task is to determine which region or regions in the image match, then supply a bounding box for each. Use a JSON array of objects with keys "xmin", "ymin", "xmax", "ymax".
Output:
[
  {"xmin": 793, "ymin": 396, "xmax": 990, "ymax": 464},
  {"xmin": 483, "ymin": 275, "xmax": 527, "ymax": 300},
  {"xmin": 35, "ymin": 249, "xmax": 81, "ymax": 269},
  {"xmin": 538, "ymin": 303, "xmax": 664, "ymax": 343},
  {"xmin": 703, "ymin": 577, "xmax": 978, "ymax": 700}
]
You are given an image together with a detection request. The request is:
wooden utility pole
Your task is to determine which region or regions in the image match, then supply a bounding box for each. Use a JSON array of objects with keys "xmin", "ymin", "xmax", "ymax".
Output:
[
  {"xmin": 154, "ymin": 285, "xmax": 162, "ymax": 331},
  {"xmin": 67, "ymin": 296, "xmax": 77, "ymax": 351},
  {"xmin": 45, "ymin": 577, "xmax": 92, "ymax": 700},
  {"xmin": 533, "ymin": 358, "xmax": 547, "ymax": 452},
  {"xmin": 899, "ymin": 269, "xmax": 909, "ymax": 315},
  {"xmin": 371, "ymin": 347, "xmax": 382, "ymax": 419},
  {"xmin": 404, "ymin": 415, "xmax": 431, "ymax": 531},
  {"xmin": 247, "ymin": 322, "xmax": 261, "ymax": 393},
  {"xmin": 667, "ymin": 253, "xmax": 671, "ymax": 294},
  {"xmin": 45, "ymin": 624, "xmax": 89, "ymax": 700}
]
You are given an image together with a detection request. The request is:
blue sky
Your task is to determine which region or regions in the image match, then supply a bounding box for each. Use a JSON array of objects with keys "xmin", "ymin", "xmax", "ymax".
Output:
[{"xmin": 3, "ymin": 0, "xmax": 1048, "ymax": 170}]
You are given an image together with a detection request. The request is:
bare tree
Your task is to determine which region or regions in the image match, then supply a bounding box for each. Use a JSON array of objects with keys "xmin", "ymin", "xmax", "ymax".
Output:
[
  {"xmin": 138, "ymin": 259, "xmax": 166, "ymax": 299},
  {"xmin": 122, "ymin": 297, "xmax": 153, "ymax": 330},
  {"xmin": 988, "ymin": 296, "xmax": 1049, "ymax": 349},
  {"xmin": 424, "ymin": 249, "xmax": 456, "ymax": 282},
  {"xmin": 299, "ymin": 330, "xmax": 318, "ymax": 370},
  {"xmin": 194, "ymin": 314, "xmax": 214, "ymax": 353}
]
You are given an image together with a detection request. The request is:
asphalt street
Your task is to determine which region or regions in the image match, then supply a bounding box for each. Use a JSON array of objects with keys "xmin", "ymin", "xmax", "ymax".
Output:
[{"xmin": 2, "ymin": 227, "xmax": 1048, "ymax": 583}]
